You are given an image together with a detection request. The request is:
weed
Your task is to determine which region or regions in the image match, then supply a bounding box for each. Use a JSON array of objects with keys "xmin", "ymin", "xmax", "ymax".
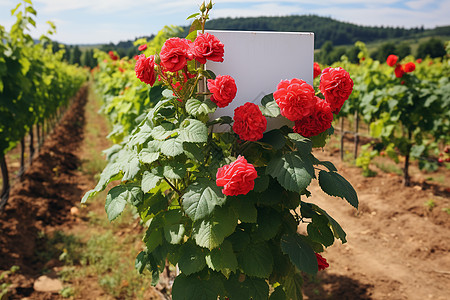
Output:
[
  {"xmin": 59, "ymin": 286, "xmax": 75, "ymax": 298},
  {"xmin": 424, "ymin": 199, "xmax": 436, "ymax": 211},
  {"xmin": 442, "ymin": 207, "xmax": 450, "ymax": 215},
  {"xmin": 0, "ymin": 266, "xmax": 19, "ymax": 300}
]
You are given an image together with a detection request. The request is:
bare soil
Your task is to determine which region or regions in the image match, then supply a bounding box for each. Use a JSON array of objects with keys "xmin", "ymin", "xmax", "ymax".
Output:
[{"xmin": 0, "ymin": 87, "xmax": 449, "ymax": 299}]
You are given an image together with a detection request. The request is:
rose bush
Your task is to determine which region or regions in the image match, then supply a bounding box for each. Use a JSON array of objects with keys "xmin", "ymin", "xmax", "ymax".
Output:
[{"xmin": 83, "ymin": 2, "xmax": 358, "ymax": 299}]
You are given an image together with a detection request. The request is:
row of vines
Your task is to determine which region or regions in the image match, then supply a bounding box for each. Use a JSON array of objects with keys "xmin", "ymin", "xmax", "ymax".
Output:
[
  {"xmin": 0, "ymin": 0, "xmax": 88, "ymax": 210},
  {"xmin": 323, "ymin": 42, "xmax": 450, "ymax": 185}
]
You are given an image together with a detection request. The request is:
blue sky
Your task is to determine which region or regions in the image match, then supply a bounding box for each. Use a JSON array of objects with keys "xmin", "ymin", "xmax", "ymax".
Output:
[{"xmin": 0, "ymin": 0, "xmax": 449, "ymax": 45}]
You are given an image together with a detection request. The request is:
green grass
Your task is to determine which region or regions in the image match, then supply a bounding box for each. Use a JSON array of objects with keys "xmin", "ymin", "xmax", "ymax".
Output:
[{"xmin": 374, "ymin": 161, "xmax": 403, "ymax": 176}]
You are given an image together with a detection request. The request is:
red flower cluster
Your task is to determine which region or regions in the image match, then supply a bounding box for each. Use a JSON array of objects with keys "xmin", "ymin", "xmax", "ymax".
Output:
[
  {"xmin": 386, "ymin": 54, "xmax": 398, "ymax": 67},
  {"xmin": 192, "ymin": 33, "xmax": 225, "ymax": 64},
  {"xmin": 135, "ymin": 54, "xmax": 156, "ymax": 86},
  {"xmin": 386, "ymin": 54, "xmax": 416, "ymax": 78},
  {"xmin": 138, "ymin": 44, "xmax": 147, "ymax": 51},
  {"xmin": 293, "ymin": 97, "xmax": 333, "ymax": 137},
  {"xmin": 108, "ymin": 51, "xmax": 118, "ymax": 61},
  {"xmin": 207, "ymin": 75, "xmax": 237, "ymax": 108},
  {"xmin": 216, "ymin": 156, "xmax": 258, "ymax": 196},
  {"xmin": 313, "ymin": 62, "xmax": 321, "ymax": 79},
  {"xmin": 319, "ymin": 67, "xmax": 354, "ymax": 114},
  {"xmin": 233, "ymin": 102, "xmax": 267, "ymax": 141},
  {"xmin": 273, "ymin": 67, "xmax": 352, "ymax": 138},
  {"xmin": 160, "ymin": 37, "xmax": 192, "ymax": 72},
  {"xmin": 273, "ymin": 78, "xmax": 316, "ymax": 122},
  {"xmin": 315, "ymin": 253, "xmax": 329, "ymax": 271}
]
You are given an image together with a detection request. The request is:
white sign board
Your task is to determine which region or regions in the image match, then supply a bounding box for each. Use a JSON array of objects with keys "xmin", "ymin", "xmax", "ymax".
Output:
[{"xmin": 205, "ymin": 30, "xmax": 314, "ymax": 131}]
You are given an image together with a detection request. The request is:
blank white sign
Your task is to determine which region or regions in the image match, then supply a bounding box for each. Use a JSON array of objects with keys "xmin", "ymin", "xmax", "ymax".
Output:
[{"xmin": 204, "ymin": 30, "xmax": 314, "ymax": 131}]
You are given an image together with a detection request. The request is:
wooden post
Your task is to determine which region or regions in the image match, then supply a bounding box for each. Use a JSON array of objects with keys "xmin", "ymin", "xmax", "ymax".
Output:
[
  {"xmin": 29, "ymin": 126, "xmax": 35, "ymax": 164},
  {"xmin": 0, "ymin": 154, "xmax": 10, "ymax": 212},
  {"xmin": 403, "ymin": 130, "xmax": 412, "ymax": 186},
  {"xmin": 354, "ymin": 110, "xmax": 359, "ymax": 159},
  {"xmin": 19, "ymin": 138, "xmax": 25, "ymax": 177}
]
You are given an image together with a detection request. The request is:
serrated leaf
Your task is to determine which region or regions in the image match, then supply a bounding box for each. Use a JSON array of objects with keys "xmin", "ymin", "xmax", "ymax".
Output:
[
  {"xmin": 105, "ymin": 185, "xmax": 143, "ymax": 221},
  {"xmin": 252, "ymin": 207, "xmax": 281, "ymax": 242},
  {"xmin": 162, "ymin": 89, "xmax": 176, "ymax": 99},
  {"xmin": 304, "ymin": 202, "xmax": 347, "ymax": 243},
  {"xmin": 237, "ymin": 242, "xmax": 273, "ymax": 278},
  {"xmin": 207, "ymin": 116, "xmax": 233, "ymax": 127},
  {"xmin": 318, "ymin": 170, "xmax": 358, "ymax": 208},
  {"xmin": 205, "ymin": 240, "xmax": 238, "ymax": 277},
  {"xmin": 186, "ymin": 98, "xmax": 216, "ymax": 117},
  {"xmin": 178, "ymin": 243, "xmax": 206, "ymax": 275},
  {"xmin": 135, "ymin": 251, "xmax": 148, "ymax": 274},
  {"xmin": 193, "ymin": 206, "xmax": 238, "ymax": 250},
  {"xmin": 224, "ymin": 273, "xmax": 269, "ymax": 300},
  {"xmin": 160, "ymin": 138, "xmax": 184, "ymax": 157},
  {"xmin": 142, "ymin": 171, "xmax": 163, "ymax": 193},
  {"xmin": 180, "ymin": 119, "xmax": 208, "ymax": 143},
  {"xmin": 182, "ymin": 182, "xmax": 227, "ymax": 221},
  {"xmin": 280, "ymin": 233, "xmax": 318, "ymax": 275},
  {"xmin": 266, "ymin": 153, "xmax": 314, "ymax": 193},
  {"xmin": 172, "ymin": 272, "xmax": 225, "ymax": 300}
]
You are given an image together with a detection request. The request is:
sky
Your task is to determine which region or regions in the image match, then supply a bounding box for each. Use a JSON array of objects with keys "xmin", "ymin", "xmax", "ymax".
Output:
[{"xmin": 0, "ymin": 0, "xmax": 449, "ymax": 45}]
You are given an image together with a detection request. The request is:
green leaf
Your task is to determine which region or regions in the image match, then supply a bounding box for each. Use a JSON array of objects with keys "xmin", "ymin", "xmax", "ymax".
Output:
[
  {"xmin": 288, "ymin": 133, "xmax": 312, "ymax": 156},
  {"xmin": 162, "ymin": 89, "xmax": 176, "ymax": 99},
  {"xmin": 224, "ymin": 273, "xmax": 269, "ymax": 300},
  {"xmin": 161, "ymin": 138, "xmax": 184, "ymax": 157},
  {"xmin": 252, "ymin": 208, "xmax": 282, "ymax": 241},
  {"xmin": 207, "ymin": 116, "xmax": 233, "ymax": 127},
  {"xmin": 186, "ymin": 98, "xmax": 216, "ymax": 117},
  {"xmin": 187, "ymin": 12, "xmax": 200, "ymax": 20},
  {"xmin": 237, "ymin": 242, "xmax": 273, "ymax": 278},
  {"xmin": 163, "ymin": 210, "xmax": 185, "ymax": 244},
  {"xmin": 193, "ymin": 206, "xmax": 238, "ymax": 250},
  {"xmin": 302, "ymin": 202, "xmax": 347, "ymax": 243},
  {"xmin": 307, "ymin": 214, "xmax": 335, "ymax": 247},
  {"xmin": 261, "ymin": 129, "xmax": 286, "ymax": 150},
  {"xmin": 11, "ymin": 3, "xmax": 21, "ymax": 15},
  {"xmin": 184, "ymin": 142, "xmax": 205, "ymax": 162},
  {"xmin": 316, "ymin": 160, "xmax": 337, "ymax": 172},
  {"xmin": 231, "ymin": 198, "xmax": 257, "ymax": 223},
  {"xmin": 280, "ymin": 233, "xmax": 318, "ymax": 275},
  {"xmin": 266, "ymin": 153, "xmax": 314, "ymax": 193},
  {"xmin": 259, "ymin": 93, "xmax": 280, "ymax": 117},
  {"xmin": 141, "ymin": 171, "xmax": 163, "ymax": 193},
  {"xmin": 121, "ymin": 151, "xmax": 141, "ymax": 181},
  {"xmin": 180, "ymin": 119, "xmax": 208, "ymax": 143},
  {"xmin": 282, "ymin": 270, "xmax": 304, "ymax": 300},
  {"xmin": 310, "ymin": 127, "xmax": 332, "ymax": 148},
  {"xmin": 145, "ymin": 192, "xmax": 169, "ymax": 217},
  {"xmin": 205, "ymin": 240, "xmax": 238, "ymax": 277},
  {"xmin": 105, "ymin": 185, "xmax": 143, "ymax": 221},
  {"xmin": 178, "ymin": 242, "xmax": 207, "ymax": 275},
  {"xmin": 151, "ymin": 123, "xmax": 176, "ymax": 140},
  {"xmin": 318, "ymin": 170, "xmax": 358, "ymax": 208},
  {"xmin": 139, "ymin": 148, "xmax": 160, "ymax": 164},
  {"xmin": 135, "ymin": 251, "xmax": 148, "ymax": 274},
  {"xmin": 182, "ymin": 182, "xmax": 227, "ymax": 222},
  {"xmin": 163, "ymin": 163, "xmax": 186, "ymax": 179},
  {"xmin": 172, "ymin": 272, "xmax": 225, "ymax": 300},
  {"xmin": 148, "ymin": 85, "xmax": 164, "ymax": 105}
]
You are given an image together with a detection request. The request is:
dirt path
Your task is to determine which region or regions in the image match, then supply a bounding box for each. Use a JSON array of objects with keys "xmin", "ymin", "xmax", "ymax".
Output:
[{"xmin": 303, "ymin": 150, "xmax": 450, "ymax": 300}]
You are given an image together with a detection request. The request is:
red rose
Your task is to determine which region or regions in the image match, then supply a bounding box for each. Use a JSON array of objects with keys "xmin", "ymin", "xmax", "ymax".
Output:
[
  {"xmin": 403, "ymin": 62, "xmax": 415, "ymax": 73},
  {"xmin": 207, "ymin": 75, "xmax": 237, "ymax": 108},
  {"xmin": 273, "ymin": 78, "xmax": 316, "ymax": 121},
  {"xmin": 313, "ymin": 62, "xmax": 321, "ymax": 79},
  {"xmin": 386, "ymin": 54, "xmax": 398, "ymax": 67},
  {"xmin": 416, "ymin": 58, "xmax": 422, "ymax": 64},
  {"xmin": 192, "ymin": 33, "xmax": 224, "ymax": 64},
  {"xmin": 233, "ymin": 102, "xmax": 267, "ymax": 141},
  {"xmin": 315, "ymin": 253, "xmax": 329, "ymax": 271},
  {"xmin": 138, "ymin": 44, "xmax": 147, "ymax": 51},
  {"xmin": 394, "ymin": 64, "xmax": 404, "ymax": 78},
  {"xmin": 319, "ymin": 67, "xmax": 353, "ymax": 114},
  {"xmin": 160, "ymin": 37, "xmax": 192, "ymax": 72},
  {"xmin": 293, "ymin": 97, "xmax": 333, "ymax": 138},
  {"xmin": 216, "ymin": 156, "xmax": 257, "ymax": 196},
  {"xmin": 135, "ymin": 54, "xmax": 156, "ymax": 86},
  {"xmin": 133, "ymin": 55, "xmax": 139, "ymax": 60}
]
